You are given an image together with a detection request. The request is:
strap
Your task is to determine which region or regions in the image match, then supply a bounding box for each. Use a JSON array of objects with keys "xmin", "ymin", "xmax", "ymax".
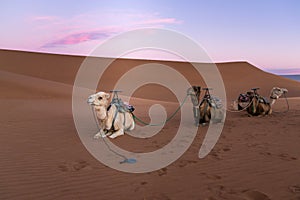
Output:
[{"xmin": 111, "ymin": 105, "xmax": 119, "ymax": 132}]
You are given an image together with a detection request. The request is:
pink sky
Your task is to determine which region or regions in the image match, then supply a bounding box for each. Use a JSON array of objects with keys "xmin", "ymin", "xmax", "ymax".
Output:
[{"xmin": 1, "ymin": 1, "xmax": 299, "ymax": 74}]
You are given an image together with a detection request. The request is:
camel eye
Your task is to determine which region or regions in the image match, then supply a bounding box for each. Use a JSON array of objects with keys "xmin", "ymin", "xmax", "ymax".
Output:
[{"xmin": 98, "ymin": 96, "xmax": 103, "ymax": 100}]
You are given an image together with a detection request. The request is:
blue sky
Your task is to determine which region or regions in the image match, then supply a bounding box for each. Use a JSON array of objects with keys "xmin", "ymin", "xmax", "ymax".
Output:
[{"xmin": 1, "ymin": 0, "xmax": 300, "ymax": 74}]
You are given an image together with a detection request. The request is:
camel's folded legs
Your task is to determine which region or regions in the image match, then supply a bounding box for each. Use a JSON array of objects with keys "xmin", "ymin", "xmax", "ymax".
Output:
[{"xmin": 109, "ymin": 128, "xmax": 124, "ymax": 139}]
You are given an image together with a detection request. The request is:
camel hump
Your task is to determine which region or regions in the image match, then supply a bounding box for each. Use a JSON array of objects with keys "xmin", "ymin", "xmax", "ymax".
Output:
[
  {"xmin": 257, "ymin": 96, "xmax": 269, "ymax": 104},
  {"xmin": 238, "ymin": 93, "xmax": 250, "ymax": 102}
]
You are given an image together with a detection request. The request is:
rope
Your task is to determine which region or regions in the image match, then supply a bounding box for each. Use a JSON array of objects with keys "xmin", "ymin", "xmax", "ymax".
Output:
[
  {"xmin": 90, "ymin": 106, "xmax": 136, "ymax": 164},
  {"xmin": 273, "ymin": 92, "xmax": 290, "ymax": 113},
  {"xmin": 225, "ymin": 98, "xmax": 254, "ymax": 113},
  {"xmin": 132, "ymin": 94, "xmax": 190, "ymax": 126}
]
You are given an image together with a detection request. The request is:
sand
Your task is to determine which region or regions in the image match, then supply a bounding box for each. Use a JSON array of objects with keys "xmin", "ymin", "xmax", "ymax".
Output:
[{"xmin": 1, "ymin": 49, "xmax": 300, "ymax": 200}]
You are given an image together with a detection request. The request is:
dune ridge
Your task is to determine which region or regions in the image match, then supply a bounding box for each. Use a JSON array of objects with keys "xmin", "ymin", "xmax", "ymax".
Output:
[{"xmin": 1, "ymin": 49, "xmax": 300, "ymax": 100}]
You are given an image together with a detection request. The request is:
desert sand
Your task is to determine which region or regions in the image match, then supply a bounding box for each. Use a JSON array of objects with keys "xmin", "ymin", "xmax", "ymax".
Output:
[{"xmin": 1, "ymin": 49, "xmax": 300, "ymax": 200}]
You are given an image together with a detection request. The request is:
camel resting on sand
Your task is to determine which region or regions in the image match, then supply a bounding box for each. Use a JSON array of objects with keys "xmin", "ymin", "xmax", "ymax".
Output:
[
  {"xmin": 247, "ymin": 87, "xmax": 288, "ymax": 116},
  {"xmin": 87, "ymin": 91, "xmax": 135, "ymax": 139},
  {"xmin": 188, "ymin": 86, "xmax": 225, "ymax": 125}
]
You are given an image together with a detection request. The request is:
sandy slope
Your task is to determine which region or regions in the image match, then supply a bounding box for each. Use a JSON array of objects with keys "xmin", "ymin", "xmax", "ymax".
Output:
[
  {"xmin": 1, "ymin": 49, "xmax": 299, "ymax": 100},
  {"xmin": 1, "ymin": 50, "xmax": 300, "ymax": 200}
]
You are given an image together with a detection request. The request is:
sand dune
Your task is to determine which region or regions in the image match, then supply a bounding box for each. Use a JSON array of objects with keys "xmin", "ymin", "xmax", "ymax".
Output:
[
  {"xmin": 1, "ymin": 49, "xmax": 300, "ymax": 200},
  {"xmin": 1, "ymin": 49, "xmax": 299, "ymax": 100}
]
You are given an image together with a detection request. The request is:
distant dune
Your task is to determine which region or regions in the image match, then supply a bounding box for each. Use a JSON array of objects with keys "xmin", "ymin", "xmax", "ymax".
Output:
[
  {"xmin": 0, "ymin": 49, "xmax": 299, "ymax": 101},
  {"xmin": 1, "ymin": 49, "xmax": 300, "ymax": 200}
]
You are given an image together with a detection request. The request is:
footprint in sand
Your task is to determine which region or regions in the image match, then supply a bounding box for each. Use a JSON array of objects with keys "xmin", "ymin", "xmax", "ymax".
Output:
[
  {"xmin": 157, "ymin": 167, "xmax": 167, "ymax": 176},
  {"xmin": 208, "ymin": 148, "xmax": 231, "ymax": 160},
  {"xmin": 259, "ymin": 152, "xmax": 297, "ymax": 161},
  {"xmin": 152, "ymin": 140, "xmax": 161, "ymax": 148},
  {"xmin": 207, "ymin": 174, "xmax": 222, "ymax": 180},
  {"xmin": 278, "ymin": 153, "xmax": 297, "ymax": 161},
  {"xmin": 289, "ymin": 185, "xmax": 300, "ymax": 193},
  {"xmin": 141, "ymin": 181, "xmax": 148, "ymax": 185},
  {"xmin": 259, "ymin": 152, "xmax": 272, "ymax": 156},
  {"xmin": 209, "ymin": 150, "xmax": 222, "ymax": 160},
  {"xmin": 58, "ymin": 160, "xmax": 92, "ymax": 172},
  {"xmin": 242, "ymin": 190, "xmax": 271, "ymax": 200},
  {"xmin": 201, "ymin": 173, "xmax": 222, "ymax": 181},
  {"xmin": 207, "ymin": 185, "xmax": 226, "ymax": 197},
  {"xmin": 178, "ymin": 159, "xmax": 197, "ymax": 168},
  {"xmin": 72, "ymin": 160, "xmax": 91, "ymax": 171},
  {"xmin": 133, "ymin": 181, "xmax": 148, "ymax": 192},
  {"xmin": 222, "ymin": 146, "xmax": 231, "ymax": 152},
  {"xmin": 58, "ymin": 164, "xmax": 69, "ymax": 172}
]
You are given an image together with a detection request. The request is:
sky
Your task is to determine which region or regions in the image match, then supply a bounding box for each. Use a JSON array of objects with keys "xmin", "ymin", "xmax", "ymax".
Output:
[{"xmin": 1, "ymin": 0, "xmax": 300, "ymax": 74}]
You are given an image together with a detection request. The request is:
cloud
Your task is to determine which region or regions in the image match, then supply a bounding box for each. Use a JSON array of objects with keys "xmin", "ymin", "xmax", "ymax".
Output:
[
  {"xmin": 31, "ymin": 15, "xmax": 59, "ymax": 22},
  {"xmin": 41, "ymin": 29, "xmax": 114, "ymax": 48},
  {"xmin": 37, "ymin": 10, "xmax": 183, "ymax": 48},
  {"xmin": 136, "ymin": 18, "xmax": 182, "ymax": 25}
]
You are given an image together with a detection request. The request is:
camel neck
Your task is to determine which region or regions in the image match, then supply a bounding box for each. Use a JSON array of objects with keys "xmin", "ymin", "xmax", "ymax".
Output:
[{"xmin": 269, "ymin": 98, "xmax": 276, "ymax": 106}]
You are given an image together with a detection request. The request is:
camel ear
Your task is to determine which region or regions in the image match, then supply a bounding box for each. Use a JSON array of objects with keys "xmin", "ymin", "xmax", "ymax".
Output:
[{"xmin": 105, "ymin": 93, "xmax": 110, "ymax": 99}]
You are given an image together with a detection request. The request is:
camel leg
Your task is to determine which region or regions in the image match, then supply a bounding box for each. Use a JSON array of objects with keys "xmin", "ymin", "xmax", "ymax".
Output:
[
  {"xmin": 199, "ymin": 113, "xmax": 209, "ymax": 126},
  {"xmin": 268, "ymin": 109, "xmax": 272, "ymax": 115},
  {"xmin": 109, "ymin": 128, "xmax": 124, "ymax": 139},
  {"xmin": 205, "ymin": 114, "xmax": 210, "ymax": 124},
  {"xmin": 94, "ymin": 129, "xmax": 107, "ymax": 139},
  {"xmin": 199, "ymin": 115, "xmax": 206, "ymax": 126},
  {"xmin": 124, "ymin": 113, "xmax": 135, "ymax": 131},
  {"xmin": 126, "ymin": 120, "xmax": 135, "ymax": 131},
  {"xmin": 193, "ymin": 107, "xmax": 200, "ymax": 126}
]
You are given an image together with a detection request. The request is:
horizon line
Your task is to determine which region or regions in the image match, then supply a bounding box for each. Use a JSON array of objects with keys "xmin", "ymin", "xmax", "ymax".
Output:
[{"xmin": 0, "ymin": 48, "xmax": 299, "ymax": 75}]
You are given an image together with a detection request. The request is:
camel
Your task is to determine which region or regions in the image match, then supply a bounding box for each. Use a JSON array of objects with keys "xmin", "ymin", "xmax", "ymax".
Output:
[
  {"xmin": 188, "ymin": 86, "xmax": 224, "ymax": 125},
  {"xmin": 87, "ymin": 91, "xmax": 135, "ymax": 139},
  {"xmin": 247, "ymin": 87, "xmax": 288, "ymax": 116}
]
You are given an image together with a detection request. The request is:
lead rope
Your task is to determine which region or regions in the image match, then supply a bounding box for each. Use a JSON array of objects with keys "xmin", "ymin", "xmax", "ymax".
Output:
[
  {"xmin": 225, "ymin": 98, "xmax": 255, "ymax": 113},
  {"xmin": 273, "ymin": 92, "xmax": 290, "ymax": 113},
  {"xmin": 132, "ymin": 94, "xmax": 190, "ymax": 126},
  {"xmin": 90, "ymin": 106, "xmax": 136, "ymax": 164}
]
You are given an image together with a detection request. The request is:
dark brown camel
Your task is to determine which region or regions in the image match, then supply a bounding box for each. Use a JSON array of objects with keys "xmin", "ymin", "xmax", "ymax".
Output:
[
  {"xmin": 188, "ymin": 87, "xmax": 224, "ymax": 125},
  {"xmin": 247, "ymin": 87, "xmax": 288, "ymax": 116}
]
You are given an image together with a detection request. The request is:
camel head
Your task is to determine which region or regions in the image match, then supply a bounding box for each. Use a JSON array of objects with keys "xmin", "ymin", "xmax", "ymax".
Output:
[
  {"xmin": 87, "ymin": 91, "xmax": 110, "ymax": 107},
  {"xmin": 270, "ymin": 87, "xmax": 288, "ymax": 100},
  {"xmin": 87, "ymin": 92, "xmax": 110, "ymax": 107},
  {"xmin": 87, "ymin": 92, "xmax": 111, "ymax": 120}
]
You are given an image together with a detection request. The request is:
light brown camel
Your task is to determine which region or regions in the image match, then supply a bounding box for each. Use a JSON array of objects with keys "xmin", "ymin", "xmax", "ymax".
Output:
[
  {"xmin": 247, "ymin": 87, "xmax": 288, "ymax": 116},
  {"xmin": 87, "ymin": 91, "xmax": 135, "ymax": 138}
]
